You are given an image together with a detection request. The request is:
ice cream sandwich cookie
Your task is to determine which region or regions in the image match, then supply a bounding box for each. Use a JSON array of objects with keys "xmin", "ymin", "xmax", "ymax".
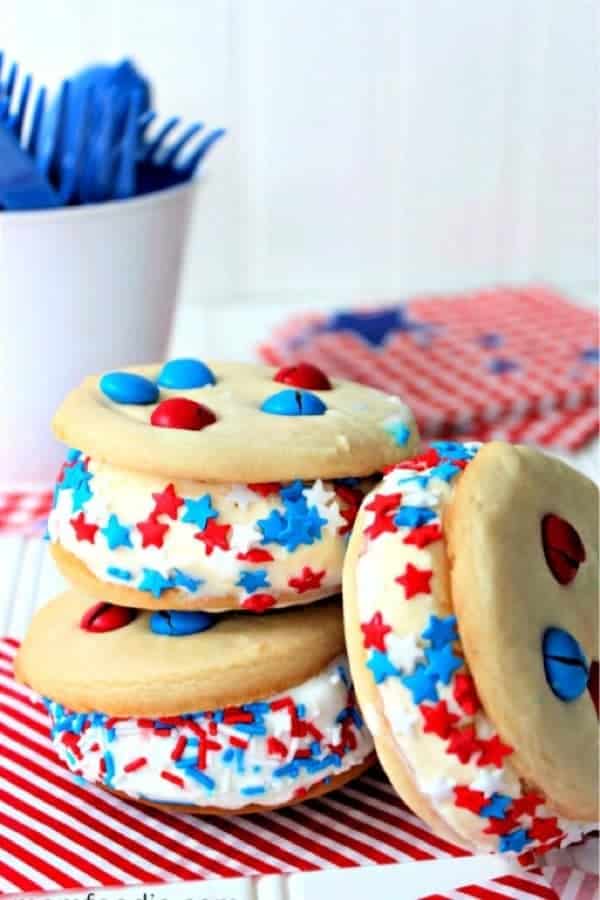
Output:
[
  {"xmin": 343, "ymin": 441, "xmax": 598, "ymax": 854},
  {"xmin": 16, "ymin": 593, "xmax": 374, "ymax": 814},
  {"xmin": 48, "ymin": 360, "xmax": 418, "ymax": 611}
]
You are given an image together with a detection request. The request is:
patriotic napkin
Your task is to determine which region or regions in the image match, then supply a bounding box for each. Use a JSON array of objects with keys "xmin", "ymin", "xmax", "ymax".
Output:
[{"xmin": 259, "ymin": 286, "xmax": 599, "ymax": 451}]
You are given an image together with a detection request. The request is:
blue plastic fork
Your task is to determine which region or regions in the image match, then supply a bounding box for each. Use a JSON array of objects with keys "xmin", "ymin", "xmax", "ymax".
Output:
[
  {"xmin": 0, "ymin": 93, "xmax": 60, "ymax": 210},
  {"xmin": 135, "ymin": 114, "xmax": 226, "ymax": 194}
]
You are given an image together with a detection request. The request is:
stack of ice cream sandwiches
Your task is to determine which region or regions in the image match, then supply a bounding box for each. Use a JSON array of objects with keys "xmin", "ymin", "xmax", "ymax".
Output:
[{"xmin": 16, "ymin": 359, "xmax": 418, "ymax": 813}]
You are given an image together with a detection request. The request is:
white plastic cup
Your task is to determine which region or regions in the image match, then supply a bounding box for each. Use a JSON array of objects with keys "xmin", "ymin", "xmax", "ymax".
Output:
[{"xmin": 0, "ymin": 181, "xmax": 196, "ymax": 484}]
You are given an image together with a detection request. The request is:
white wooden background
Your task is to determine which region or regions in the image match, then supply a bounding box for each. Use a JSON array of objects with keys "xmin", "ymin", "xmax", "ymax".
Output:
[{"xmin": 2, "ymin": 0, "xmax": 598, "ymax": 312}]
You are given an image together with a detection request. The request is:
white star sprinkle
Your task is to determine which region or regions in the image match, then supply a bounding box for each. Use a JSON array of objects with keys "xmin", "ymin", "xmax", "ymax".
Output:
[
  {"xmin": 401, "ymin": 488, "xmax": 439, "ymax": 508},
  {"xmin": 387, "ymin": 703, "xmax": 419, "ymax": 736},
  {"xmin": 230, "ymin": 522, "xmax": 262, "ymax": 553},
  {"xmin": 418, "ymin": 775, "xmax": 456, "ymax": 804},
  {"xmin": 225, "ymin": 484, "xmax": 258, "ymax": 510},
  {"xmin": 324, "ymin": 500, "xmax": 346, "ymax": 534},
  {"xmin": 302, "ymin": 479, "xmax": 336, "ymax": 511},
  {"xmin": 386, "ymin": 633, "xmax": 425, "ymax": 674},
  {"xmin": 471, "ymin": 769, "xmax": 508, "ymax": 797}
]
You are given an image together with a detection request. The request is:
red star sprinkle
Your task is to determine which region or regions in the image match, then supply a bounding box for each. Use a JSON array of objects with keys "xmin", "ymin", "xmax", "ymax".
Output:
[
  {"xmin": 248, "ymin": 482, "xmax": 281, "ymax": 497},
  {"xmin": 394, "ymin": 448, "xmax": 440, "ymax": 471},
  {"xmin": 453, "ymin": 672, "xmax": 481, "ymax": 716},
  {"xmin": 483, "ymin": 815, "xmax": 519, "ymax": 836},
  {"xmin": 366, "ymin": 492, "xmax": 402, "ymax": 516},
  {"xmin": 137, "ymin": 516, "xmax": 170, "ymax": 548},
  {"xmin": 236, "ymin": 548, "xmax": 274, "ymax": 563},
  {"xmin": 360, "ymin": 611, "xmax": 392, "ymax": 651},
  {"xmin": 195, "ymin": 519, "xmax": 231, "ymax": 555},
  {"xmin": 151, "ymin": 483, "xmax": 184, "ymax": 520},
  {"xmin": 70, "ymin": 512, "xmax": 98, "ymax": 543},
  {"xmin": 510, "ymin": 792, "xmax": 544, "ymax": 820},
  {"xmin": 289, "ymin": 566, "xmax": 326, "ymax": 594},
  {"xmin": 453, "ymin": 786, "xmax": 487, "ymax": 814},
  {"xmin": 395, "ymin": 563, "xmax": 433, "ymax": 600},
  {"xmin": 241, "ymin": 593, "xmax": 276, "ymax": 612},
  {"xmin": 445, "ymin": 725, "xmax": 481, "ymax": 764},
  {"xmin": 334, "ymin": 484, "xmax": 363, "ymax": 534},
  {"xmin": 420, "ymin": 700, "xmax": 460, "ymax": 739},
  {"xmin": 477, "ymin": 734, "xmax": 513, "ymax": 767},
  {"xmin": 365, "ymin": 513, "xmax": 398, "ymax": 540},
  {"xmin": 403, "ymin": 523, "xmax": 443, "ymax": 548},
  {"xmin": 528, "ymin": 817, "xmax": 563, "ymax": 843}
]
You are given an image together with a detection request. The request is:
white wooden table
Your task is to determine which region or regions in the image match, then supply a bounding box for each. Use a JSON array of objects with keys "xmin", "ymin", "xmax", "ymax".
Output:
[{"xmin": 1, "ymin": 299, "xmax": 597, "ymax": 899}]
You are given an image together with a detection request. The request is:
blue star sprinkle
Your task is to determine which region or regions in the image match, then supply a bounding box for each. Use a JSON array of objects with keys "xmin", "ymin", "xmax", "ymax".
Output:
[
  {"xmin": 258, "ymin": 493, "xmax": 327, "ymax": 551},
  {"xmin": 422, "ymin": 614, "xmax": 458, "ymax": 649},
  {"xmin": 477, "ymin": 333, "xmax": 503, "ymax": 349},
  {"xmin": 138, "ymin": 568, "xmax": 173, "ymax": 598},
  {"xmin": 394, "ymin": 506, "xmax": 437, "ymax": 528},
  {"xmin": 402, "ymin": 664, "xmax": 439, "ymax": 703},
  {"xmin": 580, "ymin": 348, "xmax": 599, "ymax": 364},
  {"xmin": 182, "ymin": 495, "xmax": 218, "ymax": 530},
  {"xmin": 480, "ymin": 793, "xmax": 513, "ymax": 820},
  {"xmin": 499, "ymin": 829, "xmax": 531, "ymax": 853},
  {"xmin": 487, "ymin": 357, "xmax": 519, "ymax": 375},
  {"xmin": 383, "ymin": 420, "xmax": 411, "ymax": 446},
  {"xmin": 366, "ymin": 650, "xmax": 401, "ymax": 684},
  {"xmin": 424, "ymin": 644, "xmax": 463, "ymax": 685},
  {"xmin": 101, "ymin": 514, "xmax": 132, "ymax": 550},
  {"xmin": 280, "ymin": 480, "xmax": 305, "ymax": 502},
  {"xmin": 172, "ymin": 569, "xmax": 203, "ymax": 593},
  {"xmin": 61, "ymin": 460, "xmax": 92, "ymax": 492},
  {"xmin": 428, "ymin": 462, "xmax": 461, "ymax": 484},
  {"xmin": 430, "ymin": 441, "xmax": 474, "ymax": 461},
  {"xmin": 71, "ymin": 479, "xmax": 93, "ymax": 512},
  {"xmin": 237, "ymin": 569, "xmax": 270, "ymax": 593},
  {"xmin": 66, "ymin": 448, "xmax": 81, "ymax": 463},
  {"xmin": 258, "ymin": 509, "xmax": 288, "ymax": 543},
  {"xmin": 323, "ymin": 307, "xmax": 433, "ymax": 347}
]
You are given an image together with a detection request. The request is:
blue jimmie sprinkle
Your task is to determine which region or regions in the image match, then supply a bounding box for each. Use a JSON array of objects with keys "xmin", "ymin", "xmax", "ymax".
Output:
[
  {"xmin": 107, "ymin": 566, "xmax": 133, "ymax": 581},
  {"xmin": 240, "ymin": 785, "xmax": 266, "ymax": 797}
]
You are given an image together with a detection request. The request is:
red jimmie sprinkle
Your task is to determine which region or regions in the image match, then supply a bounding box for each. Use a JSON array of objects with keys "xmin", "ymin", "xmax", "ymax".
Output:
[
  {"xmin": 160, "ymin": 770, "xmax": 185, "ymax": 788},
  {"xmin": 229, "ymin": 736, "xmax": 249, "ymax": 750},
  {"xmin": 170, "ymin": 736, "xmax": 188, "ymax": 761},
  {"xmin": 124, "ymin": 757, "xmax": 148, "ymax": 773}
]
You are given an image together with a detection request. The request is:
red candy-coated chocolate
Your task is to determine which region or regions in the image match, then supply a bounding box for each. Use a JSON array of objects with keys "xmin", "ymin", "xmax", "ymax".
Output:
[
  {"xmin": 80, "ymin": 602, "xmax": 136, "ymax": 633},
  {"xmin": 541, "ymin": 514, "xmax": 586, "ymax": 585},
  {"xmin": 274, "ymin": 362, "xmax": 332, "ymax": 390},
  {"xmin": 150, "ymin": 397, "xmax": 216, "ymax": 431}
]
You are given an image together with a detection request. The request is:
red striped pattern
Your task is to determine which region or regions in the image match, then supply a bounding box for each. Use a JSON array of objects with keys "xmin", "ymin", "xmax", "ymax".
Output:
[
  {"xmin": 259, "ymin": 286, "xmax": 599, "ymax": 451},
  {"xmin": 0, "ymin": 639, "xmax": 584, "ymax": 899}
]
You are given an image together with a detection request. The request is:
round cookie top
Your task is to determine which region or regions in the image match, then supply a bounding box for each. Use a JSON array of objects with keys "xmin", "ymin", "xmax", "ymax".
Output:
[
  {"xmin": 52, "ymin": 360, "xmax": 418, "ymax": 481},
  {"xmin": 446, "ymin": 442, "xmax": 598, "ymax": 820},
  {"xmin": 15, "ymin": 591, "xmax": 344, "ymax": 717}
]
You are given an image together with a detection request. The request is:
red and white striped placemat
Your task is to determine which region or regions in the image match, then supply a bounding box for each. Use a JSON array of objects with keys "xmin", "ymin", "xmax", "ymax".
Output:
[
  {"xmin": 2, "ymin": 639, "xmax": 596, "ymax": 900},
  {"xmin": 259, "ymin": 286, "xmax": 599, "ymax": 452}
]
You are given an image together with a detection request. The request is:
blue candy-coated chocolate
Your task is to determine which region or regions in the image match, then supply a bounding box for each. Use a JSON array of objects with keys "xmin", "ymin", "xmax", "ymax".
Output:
[
  {"xmin": 150, "ymin": 609, "xmax": 217, "ymax": 636},
  {"xmin": 260, "ymin": 389, "xmax": 327, "ymax": 416},
  {"xmin": 100, "ymin": 371, "xmax": 159, "ymax": 405},
  {"xmin": 157, "ymin": 358, "xmax": 216, "ymax": 389},
  {"xmin": 542, "ymin": 627, "xmax": 589, "ymax": 702}
]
